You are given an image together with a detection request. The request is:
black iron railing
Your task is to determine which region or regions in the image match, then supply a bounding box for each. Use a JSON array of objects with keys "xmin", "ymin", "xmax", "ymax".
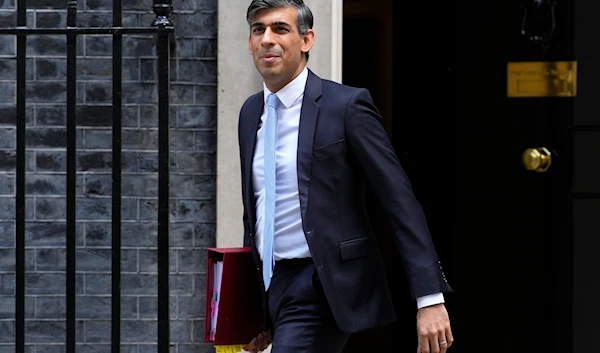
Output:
[{"xmin": 0, "ymin": 0, "xmax": 174, "ymax": 352}]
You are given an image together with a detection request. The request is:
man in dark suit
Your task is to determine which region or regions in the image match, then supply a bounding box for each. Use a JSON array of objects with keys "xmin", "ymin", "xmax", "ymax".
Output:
[{"xmin": 239, "ymin": 1, "xmax": 454, "ymax": 352}]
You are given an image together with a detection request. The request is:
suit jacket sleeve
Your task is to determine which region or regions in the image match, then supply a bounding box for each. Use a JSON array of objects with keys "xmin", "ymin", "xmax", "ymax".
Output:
[
  {"xmin": 238, "ymin": 106, "xmax": 252, "ymax": 248},
  {"xmin": 344, "ymin": 88, "xmax": 451, "ymax": 298}
]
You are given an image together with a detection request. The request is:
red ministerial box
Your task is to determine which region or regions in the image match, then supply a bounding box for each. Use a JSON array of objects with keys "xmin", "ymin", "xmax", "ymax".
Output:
[{"xmin": 204, "ymin": 247, "xmax": 265, "ymax": 346}]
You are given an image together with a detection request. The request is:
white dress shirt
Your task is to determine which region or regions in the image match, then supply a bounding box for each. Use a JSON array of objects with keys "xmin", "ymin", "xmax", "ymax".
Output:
[{"xmin": 252, "ymin": 67, "xmax": 444, "ymax": 309}]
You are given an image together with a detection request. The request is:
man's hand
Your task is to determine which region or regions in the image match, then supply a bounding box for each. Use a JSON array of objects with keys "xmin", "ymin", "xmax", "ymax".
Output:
[
  {"xmin": 416, "ymin": 303, "xmax": 453, "ymax": 353},
  {"xmin": 243, "ymin": 330, "xmax": 272, "ymax": 353}
]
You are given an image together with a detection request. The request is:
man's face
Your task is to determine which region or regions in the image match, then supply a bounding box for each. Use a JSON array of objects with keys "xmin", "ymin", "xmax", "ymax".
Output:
[{"xmin": 248, "ymin": 7, "xmax": 314, "ymax": 91}]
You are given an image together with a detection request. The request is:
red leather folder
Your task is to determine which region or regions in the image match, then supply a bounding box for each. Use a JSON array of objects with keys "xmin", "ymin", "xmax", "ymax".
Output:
[{"xmin": 204, "ymin": 247, "xmax": 265, "ymax": 345}]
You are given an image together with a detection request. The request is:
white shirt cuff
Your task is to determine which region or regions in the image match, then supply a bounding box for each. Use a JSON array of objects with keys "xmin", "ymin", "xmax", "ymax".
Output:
[{"xmin": 416, "ymin": 292, "xmax": 445, "ymax": 309}]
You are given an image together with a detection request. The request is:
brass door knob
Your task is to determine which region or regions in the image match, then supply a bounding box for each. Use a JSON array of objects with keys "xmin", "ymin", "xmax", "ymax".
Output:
[{"xmin": 522, "ymin": 147, "xmax": 552, "ymax": 172}]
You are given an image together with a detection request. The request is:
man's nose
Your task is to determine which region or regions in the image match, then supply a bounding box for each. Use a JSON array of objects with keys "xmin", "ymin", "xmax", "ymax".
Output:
[{"xmin": 261, "ymin": 28, "xmax": 275, "ymax": 46}]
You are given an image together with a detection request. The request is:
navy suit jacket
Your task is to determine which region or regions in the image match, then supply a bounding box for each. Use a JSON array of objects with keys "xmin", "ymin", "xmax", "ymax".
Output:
[{"xmin": 238, "ymin": 69, "xmax": 452, "ymax": 333}]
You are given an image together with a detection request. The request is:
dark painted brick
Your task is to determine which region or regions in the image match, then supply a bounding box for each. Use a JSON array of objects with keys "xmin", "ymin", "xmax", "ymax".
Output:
[
  {"xmin": 85, "ymin": 273, "xmax": 111, "ymax": 294},
  {"xmin": 0, "ymin": 174, "xmax": 14, "ymax": 195},
  {"xmin": 25, "ymin": 222, "xmax": 65, "ymax": 246},
  {"xmin": 177, "ymin": 295, "xmax": 205, "ymax": 318},
  {"xmin": 77, "ymin": 105, "xmax": 112, "ymax": 126},
  {"xmin": 36, "ymin": 11, "xmax": 65, "ymax": 28},
  {"xmin": 194, "ymin": 85, "xmax": 216, "ymax": 105},
  {"xmin": 77, "ymin": 249, "xmax": 111, "ymax": 271},
  {"xmin": 123, "ymin": 0, "xmax": 152, "ymax": 11},
  {"xmin": 86, "ymin": 82, "xmax": 112, "ymax": 103},
  {"xmin": 85, "ymin": 0, "xmax": 110, "ymax": 10},
  {"xmin": 179, "ymin": 344, "xmax": 215, "ymax": 353},
  {"xmin": 77, "ymin": 59, "xmax": 112, "ymax": 80},
  {"xmin": 26, "ymin": 82, "xmax": 66, "ymax": 103},
  {"xmin": 79, "ymin": 12, "xmax": 111, "ymax": 27},
  {"xmin": 36, "ymin": 58, "xmax": 66, "ymax": 80},
  {"xmin": 172, "ymin": 200, "xmax": 215, "ymax": 222},
  {"xmin": 0, "ymin": 151, "xmax": 16, "ymax": 171},
  {"xmin": 0, "ymin": 11, "xmax": 15, "ymax": 27},
  {"xmin": 0, "ymin": 197, "xmax": 15, "ymax": 218},
  {"xmin": 0, "ymin": 249, "xmax": 15, "ymax": 271},
  {"xmin": 85, "ymin": 222, "xmax": 110, "ymax": 246},
  {"xmin": 123, "ymin": 58, "xmax": 139, "ymax": 81},
  {"xmin": 193, "ymin": 273, "xmax": 207, "ymax": 296},
  {"xmin": 0, "ymin": 105, "xmax": 34, "ymax": 125},
  {"xmin": 123, "ymin": 106, "xmax": 139, "ymax": 127},
  {"xmin": 121, "ymin": 273, "xmax": 156, "ymax": 295},
  {"xmin": 122, "ymin": 174, "xmax": 158, "ymax": 197},
  {"xmin": 178, "ymin": 106, "xmax": 216, "ymax": 128},
  {"xmin": 121, "ymin": 249, "xmax": 137, "ymax": 273},
  {"xmin": 36, "ymin": 105, "xmax": 66, "ymax": 126},
  {"xmin": 84, "ymin": 129, "xmax": 112, "ymax": 149},
  {"xmin": 194, "ymin": 39, "xmax": 217, "ymax": 58},
  {"xmin": 25, "ymin": 273, "xmax": 65, "ymax": 295},
  {"xmin": 0, "ymin": 83, "xmax": 15, "ymax": 104},
  {"xmin": 122, "ymin": 296, "xmax": 138, "ymax": 319},
  {"xmin": 26, "ymin": 174, "xmax": 66, "ymax": 195},
  {"xmin": 175, "ymin": 13, "xmax": 216, "ymax": 37},
  {"xmin": 0, "ymin": 321, "xmax": 15, "ymax": 343},
  {"xmin": 0, "ymin": 222, "xmax": 14, "ymax": 247},
  {"xmin": 76, "ymin": 198, "xmax": 111, "ymax": 220},
  {"xmin": 36, "ymin": 296, "xmax": 66, "ymax": 318},
  {"xmin": 178, "ymin": 248, "xmax": 206, "ymax": 273},
  {"xmin": 26, "ymin": 0, "xmax": 67, "ymax": 9},
  {"xmin": 27, "ymin": 128, "xmax": 67, "ymax": 148},
  {"xmin": 123, "ymin": 36, "xmax": 155, "ymax": 57},
  {"xmin": 84, "ymin": 174, "xmax": 111, "ymax": 196},
  {"xmin": 193, "ymin": 223, "xmax": 215, "ymax": 248},
  {"xmin": 0, "ymin": 36, "xmax": 14, "ymax": 56},
  {"xmin": 170, "ymin": 130, "xmax": 194, "ymax": 151},
  {"xmin": 170, "ymin": 273, "xmax": 194, "ymax": 295},
  {"xmin": 85, "ymin": 320, "xmax": 110, "ymax": 343},
  {"xmin": 122, "ymin": 82, "xmax": 157, "ymax": 104},
  {"xmin": 194, "ymin": 175, "xmax": 215, "ymax": 199},
  {"xmin": 170, "ymin": 175, "xmax": 195, "ymax": 199},
  {"xmin": 138, "ymin": 152, "xmax": 158, "ymax": 172},
  {"xmin": 26, "ymin": 35, "xmax": 66, "ymax": 56},
  {"xmin": 176, "ymin": 153, "xmax": 215, "ymax": 174},
  {"xmin": 139, "ymin": 105, "xmax": 157, "ymax": 127},
  {"xmin": 170, "ymin": 320, "xmax": 192, "ymax": 342},
  {"xmin": 176, "ymin": 38, "xmax": 195, "ymax": 58},
  {"xmin": 123, "ymin": 13, "xmax": 138, "ymax": 27},
  {"xmin": 122, "ymin": 129, "xmax": 158, "ymax": 150},
  {"xmin": 36, "ymin": 197, "xmax": 66, "ymax": 219},
  {"xmin": 76, "ymin": 296, "xmax": 111, "ymax": 319},
  {"xmin": 140, "ymin": 58, "xmax": 155, "ymax": 81},
  {"xmin": 0, "ymin": 59, "xmax": 15, "ymax": 80},
  {"xmin": 36, "ymin": 151, "xmax": 65, "ymax": 171},
  {"xmin": 170, "ymin": 84, "xmax": 195, "ymax": 105},
  {"xmin": 122, "ymin": 320, "xmax": 157, "ymax": 343},
  {"xmin": 0, "ymin": 297, "xmax": 34, "ymax": 320},
  {"xmin": 178, "ymin": 60, "xmax": 217, "ymax": 84},
  {"xmin": 37, "ymin": 248, "xmax": 66, "ymax": 271},
  {"xmin": 122, "ymin": 222, "xmax": 157, "ymax": 247},
  {"xmin": 85, "ymin": 35, "xmax": 111, "ymax": 56},
  {"xmin": 0, "ymin": 273, "xmax": 15, "ymax": 295},
  {"xmin": 194, "ymin": 130, "xmax": 216, "ymax": 152},
  {"xmin": 138, "ymin": 249, "xmax": 157, "ymax": 272}
]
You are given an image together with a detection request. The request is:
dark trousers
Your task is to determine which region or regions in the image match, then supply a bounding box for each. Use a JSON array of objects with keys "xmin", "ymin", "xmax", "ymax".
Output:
[{"xmin": 267, "ymin": 258, "xmax": 350, "ymax": 353}]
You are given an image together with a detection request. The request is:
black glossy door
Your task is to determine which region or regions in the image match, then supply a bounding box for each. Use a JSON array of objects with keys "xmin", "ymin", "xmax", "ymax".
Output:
[
  {"xmin": 344, "ymin": 1, "xmax": 580, "ymax": 352},
  {"xmin": 391, "ymin": 1, "xmax": 573, "ymax": 353}
]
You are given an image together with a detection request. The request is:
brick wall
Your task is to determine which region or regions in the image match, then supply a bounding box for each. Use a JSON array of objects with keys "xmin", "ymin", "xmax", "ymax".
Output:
[{"xmin": 0, "ymin": 0, "xmax": 217, "ymax": 352}]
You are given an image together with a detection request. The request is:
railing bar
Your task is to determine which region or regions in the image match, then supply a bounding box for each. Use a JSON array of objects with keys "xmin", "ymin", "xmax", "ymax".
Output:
[
  {"xmin": 15, "ymin": 33, "xmax": 26, "ymax": 353},
  {"xmin": 111, "ymin": 27, "xmax": 123, "ymax": 353},
  {"xmin": 65, "ymin": 2, "xmax": 77, "ymax": 353},
  {"xmin": 0, "ymin": 27, "xmax": 174, "ymax": 35},
  {"xmin": 17, "ymin": 0, "xmax": 26, "ymax": 25}
]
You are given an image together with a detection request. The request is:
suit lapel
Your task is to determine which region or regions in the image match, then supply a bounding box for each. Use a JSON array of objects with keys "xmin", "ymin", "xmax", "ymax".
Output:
[
  {"xmin": 244, "ymin": 92, "xmax": 264, "ymax": 233},
  {"xmin": 297, "ymin": 70, "xmax": 322, "ymax": 221}
]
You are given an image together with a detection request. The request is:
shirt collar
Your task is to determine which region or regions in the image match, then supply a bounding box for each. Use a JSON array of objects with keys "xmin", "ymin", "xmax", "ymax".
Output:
[{"xmin": 263, "ymin": 66, "xmax": 308, "ymax": 109}]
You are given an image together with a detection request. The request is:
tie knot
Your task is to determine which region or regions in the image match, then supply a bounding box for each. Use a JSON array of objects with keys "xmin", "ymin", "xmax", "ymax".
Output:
[{"xmin": 267, "ymin": 93, "xmax": 280, "ymax": 109}]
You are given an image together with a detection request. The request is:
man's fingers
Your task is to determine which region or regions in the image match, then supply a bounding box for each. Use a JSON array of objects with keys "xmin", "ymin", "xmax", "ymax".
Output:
[
  {"xmin": 418, "ymin": 332, "xmax": 430, "ymax": 353},
  {"xmin": 438, "ymin": 335, "xmax": 448, "ymax": 353},
  {"xmin": 445, "ymin": 328, "xmax": 454, "ymax": 348}
]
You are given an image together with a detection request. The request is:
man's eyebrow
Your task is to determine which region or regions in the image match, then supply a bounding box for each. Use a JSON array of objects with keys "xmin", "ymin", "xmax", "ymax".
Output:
[{"xmin": 251, "ymin": 21, "xmax": 292, "ymax": 27}]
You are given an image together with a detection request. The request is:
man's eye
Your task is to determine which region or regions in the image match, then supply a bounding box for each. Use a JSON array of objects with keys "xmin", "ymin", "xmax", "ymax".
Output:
[
  {"xmin": 253, "ymin": 28, "xmax": 264, "ymax": 33},
  {"xmin": 276, "ymin": 27, "xmax": 288, "ymax": 32}
]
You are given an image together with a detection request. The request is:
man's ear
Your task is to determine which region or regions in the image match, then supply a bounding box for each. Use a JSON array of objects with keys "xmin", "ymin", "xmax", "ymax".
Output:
[
  {"xmin": 301, "ymin": 29, "xmax": 315, "ymax": 55},
  {"xmin": 248, "ymin": 36, "xmax": 253, "ymax": 55}
]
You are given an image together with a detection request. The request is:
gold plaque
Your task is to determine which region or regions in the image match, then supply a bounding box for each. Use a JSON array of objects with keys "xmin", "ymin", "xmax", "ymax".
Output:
[{"xmin": 507, "ymin": 61, "xmax": 577, "ymax": 97}]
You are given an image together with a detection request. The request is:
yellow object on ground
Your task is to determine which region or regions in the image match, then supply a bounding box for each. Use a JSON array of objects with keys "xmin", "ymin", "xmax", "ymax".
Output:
[{"xmin": 214, "ymin": 345, "xmax": 246, "ymax": 353}]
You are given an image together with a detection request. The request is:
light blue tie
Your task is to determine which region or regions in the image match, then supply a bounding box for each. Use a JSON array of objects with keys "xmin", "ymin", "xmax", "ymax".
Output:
[{"xmin": 263, "ymin": 93, "xmax": 279, "ymax": 290}]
